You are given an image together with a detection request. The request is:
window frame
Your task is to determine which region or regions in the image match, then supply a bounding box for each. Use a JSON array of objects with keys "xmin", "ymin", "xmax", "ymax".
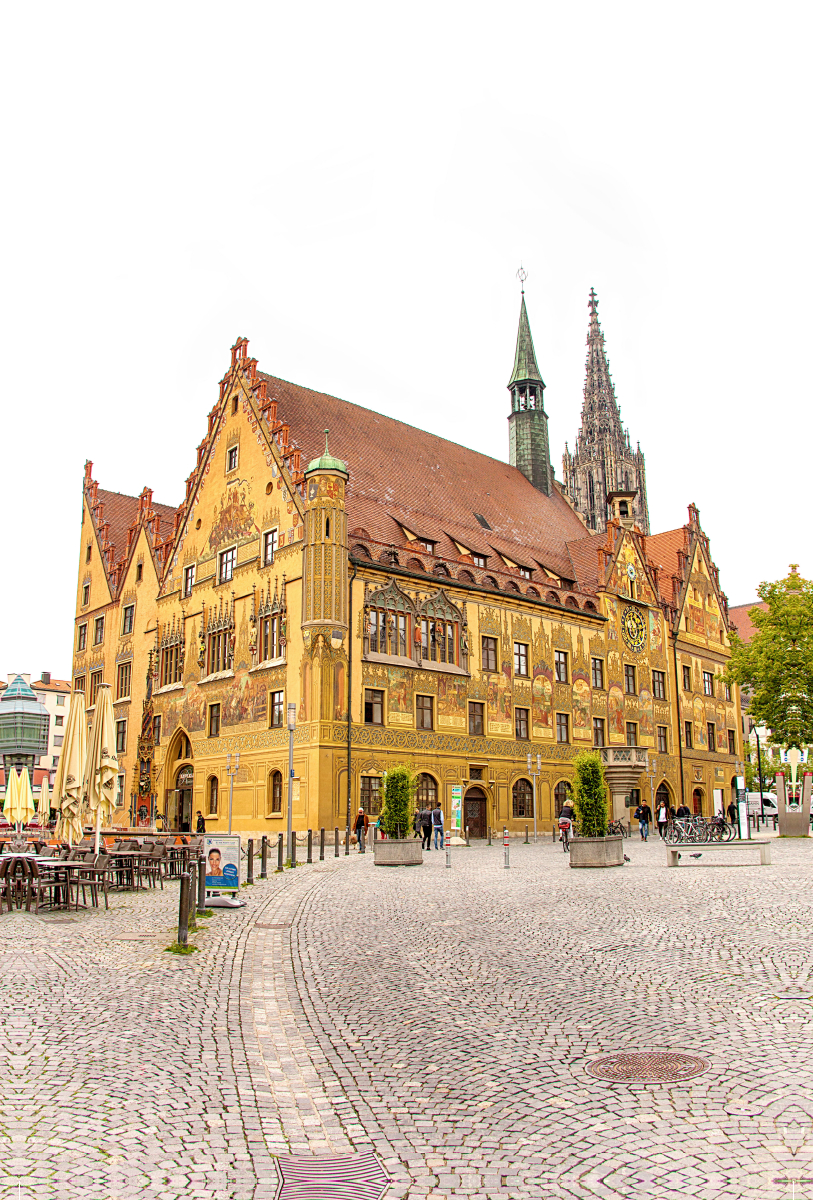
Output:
[
  {"xmin": 153, "ymin": 715, "xmax": 162, "ymax": 745},
  {"xmin": 682, "ymin": 665, "xmax": 691, "ymax": 691},
  {"xmin": 593, "ymin": 717, "xmax": 605, "ymax": 747},
  {"xmin": 468, "ymin": 701, "xmax": 484, "ymax": 736},
  {"xmin": 513, "ymin": 641, "xmax": 529, "ymax": 677},
  {"xmin": 554, "ymin": 650, "xmax": 568, "ymax": 684},
  {"xmin": 556, "ymin": 712, "xmax": 569, "ymax": 743},
  {"xmin": 219, "ymin": 545, "xmax": 237, "ymax": 584},
  {"xmin": 268, "ymin": 770, "xmax": 282, "ymax": 814},
  {"xmin": 360, "ymin": 776, "xmax": 382, "ymax": 816},
  {"xmin": 93, "ymin": 615, "xmax": 105, "ymax": 646},
  {"xmin": 684, "ymin": 720, "xmax": 693, "ymax": 749},
  {"xmin": 624, "ymin": 663, "xmax": 636, "ymax": 695},
  {"xmin": 122, "ymin": 604, "xmax": 135, "ymax": 635},
  {"xmin": 728, "ymin": 729, "xmax": 736, "ymax": 755},
  {"xmin": 591, "ymin": 657, "xmax": 604, "ymax": 690},
  {"xmin": 416, "ymin": 694, "xmax": 434, "ymax": 731},
  {"xmin": 183, "ymin": 565, "xmax": 196, "ymax": 598},
  {"xmin": 115, "ymin": 660, "xmax": 132, "ymax": 701},
  {"xmin": 135, "ymin": 562, "xmax": 143, "ymax": 583},
  {"xmin": 86, "ymin": 544, "xmax": 92, "ymax": 563},
  {"xmin": 472, "ymin": 553, "xmax": 487, "ymax": 569},
  {"xmin": 226, "ymin": 445, "xmax": 239, "ymax": 473},
  {"xmin": 703, "ymin": 671, "xmax": 714, "ymax": 697},
  {"xmin": 89, "ymin": 670, "xmax": 102, "ymax": 707},
  {"xmin": 657, "ymin": 725, "xmax": 668, "ymax": 753},
  {"xmin": 77, "ymin": 623, "xmax": 87, "ymax": 652},
  {"xmin": 115, "ymin": 719, "xmax": 127, "ymax": 755},
  {"xmin": 652, "ymin": 669, "xmax": 666, "ymax": 700},
  {"xmin": 208, "ymin": 703, "xmax": 221, "ymax": 738},
  {"xmin": 263, "ymin": 528, "xmax": 279, "ymax": 567},
  {"xmin": 364, "ymin": 688, "xmax": 384, "ymax": 726},
  {"xmin": 482, "ymin": 636, "xmax": 498, "ymax": 673},
  {"xmin": 75, "ymin": 675, "xmax": 86, "ymax": 695},
  {"xmin": 82, "ymin": 583, "xmax": 90, "ymax": 606},
  {"xmin": 512, "ymin": 777, "xmax": 534, "ymax": 818},
  {"xmin": 707, "ymin": 720, "xmax": 716, "ymax": 750},
  {"xmin": 626, "ymin": 721, "xmax": 638, "ymax": 748},
  {"xmin": 269, "ymin": 690, "xmax": 284, "ymax": 728},
  {"xmin": 519, "ymin": 567, "xmax": 532, "ymax": 581},
  {"xmin": 515, "ymin": 706, "xmax": 529, "ymax": 740},
  {"xmin": 208, "ymin": 775, "xmax": 219, "ymax": 815}
]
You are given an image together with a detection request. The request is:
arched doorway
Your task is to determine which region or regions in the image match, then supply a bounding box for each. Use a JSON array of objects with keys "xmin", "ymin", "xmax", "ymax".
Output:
[
  {"xmin": 170, "ymin": 764, "xmax": 194, "ymax": 831},
  {"xmin": 464, "ymin": 787, "xmax": 487, "ymax": 838},
  {"xmin": 656, "ymin": 782, "xmax": 672, "ymax": 817},
  {"xmin": 692, "ymin": 787, "xmax": 704, "ymax": 816}
]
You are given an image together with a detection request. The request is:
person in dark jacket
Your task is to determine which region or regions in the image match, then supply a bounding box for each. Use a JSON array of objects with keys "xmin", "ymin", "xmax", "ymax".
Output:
[
  {"xmin": 726, "ymin": 798, "xmax": 738, "ymax": 826},
  {"xmin": 196, "ymin": 811, "xmax": 206, "ymax": 833},
  {"xmin": 413, "ymin": 809, "xmax": 422, "ymax": 838},
  {"xmin": 634, "ymin": 801, "xmax": 652, "ymax": 841},
  {"xmin": 354, "ymin": 807, "xmax": 369, "ymax": 851},
  {"xmin": 420, "ymin": 807, "xmax": 433, "ymax": 849}
]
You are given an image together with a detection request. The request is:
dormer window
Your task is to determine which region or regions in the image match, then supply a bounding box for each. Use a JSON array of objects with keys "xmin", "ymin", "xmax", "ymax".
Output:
[
  {"xmin": 417, "ymin": 539, "xmax": 434, "ymax": 554},
  {"xmin": 519, "ymin": 567, "xmax": 532, "ymax": 580},
  {"xmin": 472, "ymin": 554, "xmax": 487, "ymax": 569}
]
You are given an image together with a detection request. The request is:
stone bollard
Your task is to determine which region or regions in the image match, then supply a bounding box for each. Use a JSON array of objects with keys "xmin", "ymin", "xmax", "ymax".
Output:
[
  {"xmin": 319, "ymin": 827, "xmax": 325, "ymax": 861},
  {"xmin": 488, "ymin": 826, "xmax": 492, "ymax": 845},
  {"xmin": 465, "ymin": 825, "xmax": 470, "ymax": 847},
  {"xmin": 524, "ymin": 824, "xmax": 529, "ymax": 844},
  {"xmin": 276, "ymin": 833, "xmax": 284, "ymax": 872},
  {"xmin": 260, "ymin": 835, "xmax": 268, "ymax": 879},
  {"xmin": 247, "ymin": 838, "xmax": 254, "ymax": 885},
  {"xmin": 307, "ymin": 829, "xmax": 313, "ymax": 863},
  {"xmin": 197, "ymin": 857, "xmax": 206, "ymax": 913},
  {"xmin": 188, "ymin": 871, "xmax": 197, "ymax": 932},
  {"xmin": 345, "ymin": 827, "xmax": 350, "ymax": 856},
  {"xmin": 334, "ymin": 827, "xmax": 339, "ymax": 858},
  {"xmin": 178, "ymin": 871, "xmax": 190, "ymax": 946},
  {"xmin": 291, "ymin": 833, "xmax": 297, "ymax": 868}
]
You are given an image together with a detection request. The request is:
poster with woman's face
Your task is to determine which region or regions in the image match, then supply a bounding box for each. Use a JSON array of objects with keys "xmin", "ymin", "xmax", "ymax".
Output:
[{"xmin": 205, "ymin": 834, "xmax": 240, "ymax": 891}]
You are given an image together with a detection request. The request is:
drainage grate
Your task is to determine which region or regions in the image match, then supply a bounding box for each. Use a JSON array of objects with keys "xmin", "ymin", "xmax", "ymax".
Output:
[
  {"xmin": 274, "ymin": 1150, "xmax": 389, "ymax": 1199},
  {"xmin": 586, "ymin": 1051, "xmax": 709, "ymax": 1083}
]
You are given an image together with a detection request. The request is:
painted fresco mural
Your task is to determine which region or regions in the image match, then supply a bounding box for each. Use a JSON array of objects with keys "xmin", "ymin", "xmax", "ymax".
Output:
[
  {"xmin": 532, "ymin": 665, "xmax": 553, "ymax": 739},
  {"xmin": 438, "ymin": 676, "xmax": 467, "ymax": 730},
  {"xmin": 388, "ymin": 667, "xmax": 412, "ymax": 726},
  {"xmin": 209, "ymin": 485, "xmax": 259, "ymax": 552}
]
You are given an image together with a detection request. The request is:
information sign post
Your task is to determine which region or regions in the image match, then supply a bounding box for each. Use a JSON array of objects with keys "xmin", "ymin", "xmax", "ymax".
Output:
[{"xmin": 451, "ymin": 784, "xmax": 462, "ymax": 843}]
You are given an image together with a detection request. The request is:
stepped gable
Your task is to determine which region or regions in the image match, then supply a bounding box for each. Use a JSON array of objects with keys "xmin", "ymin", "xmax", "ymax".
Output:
[
  {"xmin": 644, "ymin": 528, "xmax": 686, "ymax": 602},
  {"xmin": 96, "ymin": 488, "xmax": 178, "ymax": 556},
  {"xmin": 728, "ymin": 601, "xmax": 767, "ymax": 642},
  {"xmin": 258, "ymin": 372, "xmax": 588, "ymax": 582}
]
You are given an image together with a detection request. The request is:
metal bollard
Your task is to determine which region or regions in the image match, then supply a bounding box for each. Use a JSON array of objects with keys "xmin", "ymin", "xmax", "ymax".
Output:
[
  {"xmin": 524, "ymin": 824, "xmax": 529, "ymax": 844},
  {"xmin": 503, "ymin": 827, "xmax": 510, "ymax": 869},
  {"xmin": 319, "ymin": 827, "xmax": 325, "ymax": 861},
  {"xmin": 345, "ymin": 826, "xmax": 350, "ymax": 856},
  {"xmin": 188, "ymin": 870, "xmax": 197, "ymax": 932},
  {"xmin": 307, "ymin": 829, "xmax": 313, "ymax": 863},
  {"xmin": 247, "ymin": 838, "xmax": 254, "ymax": 885},
  {"xmin": 360, "ymin": 828, "xmax": 365, "ymax": 854},
  {"xmin": 465, "ymin": 825, "xmax": 470, "ymax": 847},
  {"xmin": 446, "ymin": 839, "xmax": 451, "ymax": 868},
  {"xmin": 260, "ymin": 835, "xmax": 268, "ymax": 879},
  {"xmin": 197, "ymin": 857, "xmax": 206, "ymax": 913},
  {"xmin": 334, "ymin": 827, "xmax": 339, "ymax": 858},
  {"xmin": 291, "ymin": 833, "xmax": 297, "ymax": 868},
  {"xmin": 277, "ymin": 832, "xmax": 284, "ymax": 872},
  {"xmin": 178, "ymin": 871, "xmax": 190, "ymax": 946},
  {"xmin": 488, "ymin": 826, "xmax": 492, "ymax": 845}
]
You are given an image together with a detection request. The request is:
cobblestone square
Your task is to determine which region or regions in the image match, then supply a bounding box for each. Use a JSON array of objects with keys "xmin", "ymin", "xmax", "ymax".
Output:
[{"xmin": 4, "ymin": 836, "xmax": 812, "ymax": 1199}]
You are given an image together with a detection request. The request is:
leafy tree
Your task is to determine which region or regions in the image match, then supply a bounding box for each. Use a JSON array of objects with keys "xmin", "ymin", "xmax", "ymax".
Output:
[
  {"xmin": 726, "ymin": 565, "xmax": 813, "ymax": 751},
  {"xmin": 572, "ymin": 751, "xmax": 608, "ymax": 838},
  {"xmin": 380, "ymin": 763, "xmax": 418, "ymax": 840}
]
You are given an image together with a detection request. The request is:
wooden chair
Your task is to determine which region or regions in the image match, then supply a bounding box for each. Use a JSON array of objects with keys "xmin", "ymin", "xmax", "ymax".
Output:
[{"xmin": 26, "ymin": 860, "xmax": 65, "ymax": 913}]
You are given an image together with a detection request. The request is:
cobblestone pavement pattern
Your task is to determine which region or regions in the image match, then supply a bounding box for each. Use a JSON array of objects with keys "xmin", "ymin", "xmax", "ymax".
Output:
[{"xmin": 4, "ymin": 837, "xmax": 813, "ymax": 1199}]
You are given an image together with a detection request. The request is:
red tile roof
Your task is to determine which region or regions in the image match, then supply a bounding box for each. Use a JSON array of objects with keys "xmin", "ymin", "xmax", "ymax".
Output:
[
  {"xmin": 96, "ymin": 488, "xmax": 177, "ymax": 559},
  {"xmin": 32, "ymin": 678, "xmax": 71, "ymax": 693},
  {"xmin": 260, "ymin": 373, "xmax": 590, "ymax": 581},
  {"xmin": 729, "ymin": 601, "xmax": 767, "ymax": 643},
  {"xmin": 644, "ymin": 528, "xmax": 687, "ymax": 594}
]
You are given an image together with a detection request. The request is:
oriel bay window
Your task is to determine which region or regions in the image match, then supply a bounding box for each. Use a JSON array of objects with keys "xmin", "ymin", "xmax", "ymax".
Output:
[
  {"xmin": 421, "ymin": 617, "xmax": 457, "ymax": 665},
  {"xmin": 370, "ymin": 609, "xmax": 409, "ymax": 656}
]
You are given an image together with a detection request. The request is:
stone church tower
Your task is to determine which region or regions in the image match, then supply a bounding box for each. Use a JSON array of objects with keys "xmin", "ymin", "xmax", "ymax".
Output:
[
  {"xmin": 562, "ymin": 290, "xmax": 650, "ymax": 534},
  {"xmin": 507, "ymin": 291, "xmax": 553, "ymax": 496}
]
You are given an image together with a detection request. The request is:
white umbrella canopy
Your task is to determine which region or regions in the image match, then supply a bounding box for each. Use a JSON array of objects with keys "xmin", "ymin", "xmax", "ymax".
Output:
[
  {"xmin": 39, "ymin": 776, "xmax": 50, "ymax": 827},
  {"xmin": 83, "ymin": 684, "xmax": 118, "ymax": 853},
  {"xmin": 16, "ymin": 769, "xmax": 36, "ymax": 828},
  {"xmin": 53, "ymin": 690, "xmax": 87, "ymax": 846},
  {"xmin": 2, "ymin": 768, "xmax": 20, "ymax": 829}
]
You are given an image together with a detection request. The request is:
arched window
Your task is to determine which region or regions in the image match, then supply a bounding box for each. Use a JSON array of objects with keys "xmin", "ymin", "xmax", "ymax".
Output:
[
  {"xmin": 267, "ymin": 770, "xmax": 283, "ymax": 815},
  {"xmin": 512, "ymin": 778, "xmax": 534, "ymax": 818},
  {"xmin": 505, "ymin": 580, "xmax": 520, "ymax": 592},
  {"xmin": 207, "ymin": 776, "xmax": 219, "ymax": 815},
  {"xmin": 553, "ymin": 780, "xmax": 572, "ymax": 817},
  {"xmin": 351, "ymin": 543, "xmax": 371, "ymax": 558},
  {"xmin": 458, "ymin": 570, "xmax": 475, "ymax": 584},
  {"xmin": 564, "ymin": 596, "xmax": 579, "ymax": 609},
  {"xmin": 175, "ymin": 732, "xmax": 192, "ymax": 761},
  {"xmin": 526, "ymin": 586, "xmax": 540, "ymax": 598},
  {"xmin": 433, "ymin": 563, "xmax": 451, "ymax": 577},
  {"xmin": 485, "ymin": 576, "xmax": 500, "ymax": 590},
  {"xmin": 546, "ymin": 590, "xmax": 559, "ymax": 604},
  {"xmin": 416, "ymin": 773, "xmax": 437, "ymax": 806},
  {"xmin": 583, "ymin": 601, "xmax": 597, "ymax": 612},
  {"xmin": 406, "ymin": 557, "xmax": 425, "ymax": 571},
  {"xmin": 588, "ymin": 473, "xmax": 595, "ymax": 509}
]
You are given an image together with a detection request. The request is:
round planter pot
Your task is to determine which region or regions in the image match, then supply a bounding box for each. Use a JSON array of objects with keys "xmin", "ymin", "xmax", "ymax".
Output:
[
  {"xmin": 374, "ymin": 838, "xmax": 424, "ymax": 867},
  {"xmin": 569, "ymin": 834, "xmax": 624, "ymax": 868}
]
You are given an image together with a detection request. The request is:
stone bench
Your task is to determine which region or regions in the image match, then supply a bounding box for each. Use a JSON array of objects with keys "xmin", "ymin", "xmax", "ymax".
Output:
[{"xmin": 666, "ymin": 839, "xmax": 771, "ymax": 867}]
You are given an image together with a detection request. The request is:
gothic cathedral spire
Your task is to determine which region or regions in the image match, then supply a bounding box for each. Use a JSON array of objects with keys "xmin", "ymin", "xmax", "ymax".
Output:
[
  {"xmin": 562, "ymin": 289, "xmax": 650, "ymax": 534},
  {"xmin": 508, "ymin": 289, "xmax": 552, "ymax": 496}
]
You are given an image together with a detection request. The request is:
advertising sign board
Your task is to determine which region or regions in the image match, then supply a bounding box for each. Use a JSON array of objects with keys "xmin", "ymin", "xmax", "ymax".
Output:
[{"xmin": 204, "ymin": 835, "xmax": 240, "ymax": 891}]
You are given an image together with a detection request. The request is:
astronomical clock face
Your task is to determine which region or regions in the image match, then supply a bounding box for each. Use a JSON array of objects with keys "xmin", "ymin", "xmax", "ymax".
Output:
[{"xmin": 621, "ymin": 605, "xmax": 647, "ymax": 653}]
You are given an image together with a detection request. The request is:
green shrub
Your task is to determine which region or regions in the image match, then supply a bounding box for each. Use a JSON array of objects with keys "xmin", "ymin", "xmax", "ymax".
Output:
[
  {"xmin": 380, "ymin": 763, "xmax": 418, "ymax": 840},
  {"xmin": 572, "ymin": 751, "xmax": 608, "ymax": 838}
]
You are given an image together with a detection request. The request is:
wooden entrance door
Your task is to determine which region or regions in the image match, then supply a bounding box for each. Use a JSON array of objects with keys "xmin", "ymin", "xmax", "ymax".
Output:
[
  {"xmin": 464, "ymin": 787, "xmax": 487, "ymax": 838},
  {"xmin": 692, "ymin": 787, "xmax": 703, "ymax": 815}
]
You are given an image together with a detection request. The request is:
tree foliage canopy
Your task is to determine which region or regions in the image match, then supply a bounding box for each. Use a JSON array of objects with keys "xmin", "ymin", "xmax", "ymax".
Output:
[
  {"xmin": 380, "ymin": 763, "xmax": 418, "ymax": 840},
  {"xmin": 726, "ymin": 565, "xmax": 813, "ymax": 750},
  {"xmin": 572, "ymin": 750, "xmax": 608, "ymax": 838}
]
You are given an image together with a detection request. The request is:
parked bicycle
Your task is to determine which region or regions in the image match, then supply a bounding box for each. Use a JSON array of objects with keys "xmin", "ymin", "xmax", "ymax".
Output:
[
  {"xmin": 607, "ymin": 819, "xmax": 629, "ymax": 838},
  {"xmin": 664, "ymin": 815, "xmax": 735, "ymax": 844}
]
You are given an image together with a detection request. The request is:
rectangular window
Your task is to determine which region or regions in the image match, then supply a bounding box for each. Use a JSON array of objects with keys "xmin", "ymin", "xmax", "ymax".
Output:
[
  {"xmin": 515, "ymin": 707, "xmax": 529, "ymax": 740},
  {"xmin": 153, "ymin": 715, "xmax": 162, "ymax": 745},
  {"xmin": 468, "ymin": 702, "xmax": 484, "ymax": 736},
  {"xmin": 482, "ymin": 636, "xmax": 497, "ymax": 672},
  {"xmin": 209, "ymin": 703, "xmax": 221, "ymax": 738},
  {"xmin": 360, "ymin": 776, "xmax": 382, "ymax": 816},
  {"xmin": 53, "ymin": 736, "xmax": 64, "ymax": 748},
  {"xmin": 626, "ymin": 721, "xmax": 638, "ymax": 747},
  {"xmin": 269, "ymin": 690, "xmax": 284, "ymax": 727},
  {"xmin": 56, "ymin": 695, "xmax": 65, "ymax": 706},
  {"xmin": 55, "ymin": 715, "xmax": 64, "ymax": 727},
  {"xmin": 86, "ymin": 544, "xmax": 92, "ymax": 563},
  {"xmin": 89, "ymin": 671, "xmax": 102, "ymax": 707},
  {"xmin": 417, "ymin": 539, "xmax": 435, "ymax": 554},
  {"xmin": 183, "ymin": 565, "xmax": 196, "ymax": 597},
  {"xmin": 369, "ymin": 609, "xmax": 408, "ymax": 657},
  {"xmin": 115, "ymin": 720, "xmax": 127, "ymax": 755},
  {"xmin": 421, "ymin": 617, "xmax": 456, "ymax": 665},
  {"xmin": 74, "ymin": 676, "xmax": 86, "ymax": 695},
  {"xmin": 556, "ymin": 712, "xmax": 569, "ymax": 743},
  {"xmin": 683, "ymin": 665, "xmax": 691, "ymax": 691},
  {"xmin": 724, "ymin": 683, "xmax": 732, "ymax": 702},
  {"xmin": 206, "ymin": 629, "xmax": 232, "ymax": 675},
  {"xmin": 416, "ymin": 695, "xmax": 434, "ymax": 730},
  {"xmin": 707, "ymin": 721, "xmax": 716, "ymax": 750},
  {"xmin": 519, "ymin": 567, "xmax": 532, "ymax": 580},
  {"xmin": 227, "ymin": 445, "xmax": 239, "ymax": 472},
  {"xmin": 93, "ymin": 616, "xmax": 105, "ymax": 645},
  {"xmin": 472, "ymin": 554, "xmax": 487, "ymax": 569},
  {"xmin": 514, "ymin": 642, "xmax": 529, "ymax": 677},
  {"xmin": 703, "ymin": 671, "xmax": 714, "ymax": 697},
  {"xmin": 624, "ymin": 664, "xmax": 636, "ymax": 694},
  {"xmin": 364, "ymin": 689, "xmax": 384, "ymax": 725},
  {"xmin": 260, "ymin": 614, "xmax": 281, "ymax": 662},
  {"xmin": 82, "ymin": 583, "xmax": 90, "ymax": 606},
  {"xmin": 728, "ymin": 729, "xmax": 736, "ymax": 754},
  {"xmin": 219, "ymin": 547, "xmax": 236, "ymax": 583},
  {"xmin": 652, "ymin": 669, "xmax": 666, "ymax": 700},
  {"xmin": 77, "ymin": 624, "xmax": 87, "ymax": 651},
  {"xmin": 160, "ymin": 642, "xmax": 183, "ymax": 687},
  {"xmin": 263, "ymin": 529, "xmax": 278, "ymax": 566},
  {"xmin": 591, "ymin": 657, "xmax": 604, "ymax": 690},
  {"xmin": 122, "ymin": 604, "xmax": 134, "ymax": 635},
  {"xmin": 684, "ymin": 720, "xmax": 693, "ymax": 749},
  {"xmin": 593, "ymin": 717, "xmax": 605, "ymax": 747},
  {"xmin": 555, "ymin": 650, "xmax": 568, "ymax": 683},
  {"xmin": 657, "ymin": 725, "xmax": 668, "ymax": 753},
  {"xmin": 115, "ymin": 661, "xmax": 132, "ymax": 701}
]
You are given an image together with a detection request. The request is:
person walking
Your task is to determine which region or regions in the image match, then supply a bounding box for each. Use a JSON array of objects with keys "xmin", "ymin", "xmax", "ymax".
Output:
[
  {"xmin": 431, "ymin": 803, "xmax": 445, "ymax": 849},
  {"xmin": 195, "ymin": 810, "xmax": 206, "ymax": 834},
  {"xmin": 726, "ymin": 797, "xmax": 738, "ymax": 829},
  {"xmin": 354, "ymin": 806, "xmax": 369, "ymax": 851},
  {"xmin": 676, "ymin": 802, "xmax": 690, "ymax": 818},
  {"xmin": 412, "ymin": 808, "xmax": 422, "ymax": 839},
  {"xmin": 420, "ymin": 806, "xmax": 433, "ymax": 850},
  {"xmin": 634, "ymin": 800, "xmax": 652, "ymax": 841},
  {"xmin": 656, "ymin": 798, "xmax": 669, "ymax": 840}
]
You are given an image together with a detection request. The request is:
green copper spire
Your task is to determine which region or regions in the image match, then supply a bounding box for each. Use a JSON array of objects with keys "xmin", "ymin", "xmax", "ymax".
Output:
[
  {"xmin": 305, "ymin": 429, "xmax": 348, "ymax": 475},
  {"xmin": 508, "ymin": 294, "xmax": 545, "ymax": 388}
]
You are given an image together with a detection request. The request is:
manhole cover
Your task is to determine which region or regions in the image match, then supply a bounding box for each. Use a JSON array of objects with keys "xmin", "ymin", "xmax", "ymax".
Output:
[
  {"xmin": 274, "ymin": 1150, "xmax": 389, "ymax": 1199},
  {"xmin": 586, "ymin": 1052, "xmax": 709, "ymax": 1083}
]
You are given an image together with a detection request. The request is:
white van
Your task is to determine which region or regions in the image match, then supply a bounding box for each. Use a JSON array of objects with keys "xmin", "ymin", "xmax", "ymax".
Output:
[{"xmin": 746, "ymin": 792, "xmax": 777, "ymax": 816}]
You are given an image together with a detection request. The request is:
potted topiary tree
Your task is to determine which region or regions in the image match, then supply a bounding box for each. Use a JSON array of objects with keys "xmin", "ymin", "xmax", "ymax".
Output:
[
  {"xmin": 569, "ymin": 751, "xmax": 624, "ymax": 868},
  {"xmin": 374, "ymin": 764, "xmax": 424, "ymax": 866}
]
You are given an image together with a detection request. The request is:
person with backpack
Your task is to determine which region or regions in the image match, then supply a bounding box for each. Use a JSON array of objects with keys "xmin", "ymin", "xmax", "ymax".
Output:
[
  {"xmin": 420, "ymin": 806, "xmax": 433, "ymax": 850},
  {"xmin": 634, "ymin": 800, "xmax": 652, "ymax": 841},
  {"xmin": 431, "ymin": 803, "xmax": 445, "ymax": 849}
]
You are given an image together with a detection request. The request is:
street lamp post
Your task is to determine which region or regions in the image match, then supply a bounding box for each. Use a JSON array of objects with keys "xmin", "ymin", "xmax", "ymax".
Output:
[
  {"xmin": 526, "ymin": 751, "xmax": 542, "ymax": 843},
  {"xmin": 286, "ymin": 701, "xmax": 296, "ymax": 864},
  {"xmin": 225, "ymin": 751, "xmax": 240, "ymax": 835},
  {"xmin": 749, "ymin": 720, "xmax": 765, "ymax": 823},
  {"xmin": 647, "ymin": 756, "xmax": 657, "ymax": 819}
]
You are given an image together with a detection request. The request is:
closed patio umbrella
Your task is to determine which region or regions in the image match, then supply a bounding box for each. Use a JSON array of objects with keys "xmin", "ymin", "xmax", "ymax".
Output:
[
  {"xmin": 3, "ymin": 768, "xmax": 20, "ymax": 832},
  {"xmin": 38, "ymin": 776, "xmax": 50, "ymax": 827},
  {"xmin": 16, "ymin": 768, "xmax": 36, "ymax": 829},
  {"xmin": 83, "ymin": 683, "xmax": 118, "ymax": 853},
  {"xmin": 53, "ymin": 691, "xmax": 86, "ymax": 846}
]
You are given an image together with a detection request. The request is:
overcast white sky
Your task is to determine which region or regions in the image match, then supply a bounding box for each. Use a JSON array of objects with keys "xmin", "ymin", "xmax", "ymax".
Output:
[{"xmin": 2, "ymin": 0, "xmax": 806, "ymax": 680}]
